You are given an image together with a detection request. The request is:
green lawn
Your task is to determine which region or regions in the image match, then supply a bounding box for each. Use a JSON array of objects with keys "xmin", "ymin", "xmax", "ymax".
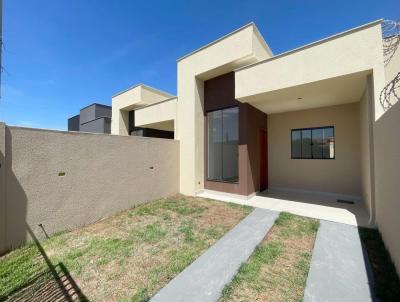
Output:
[
  {"xmin": 3, "ymin": 196, "xmax": 398, "ymax": 302},
  {"xmin": 0, "ymin": 195, "xmax": 252, "ymax": 302},
  {"xmin": 219, "ymin": 212, "xmax": 319, "ymax": 302}
]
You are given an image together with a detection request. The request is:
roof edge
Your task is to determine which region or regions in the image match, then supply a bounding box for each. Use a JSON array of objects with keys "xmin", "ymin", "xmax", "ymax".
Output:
[
  {"xmin": 252, "ymin": 23, "xmax": 273, "ymax": 56},
  {"xmin": 80, "ymin": 102, "xmax": 111, "ymax": 111},
  {"xmin": 176, "ymin": 22, "xmax": 256, "ymax": 62},
  {"xmin": 235, "ymin": 19, "xmax": 383, "ymax": 72},
  {"xmin": 67, "ymin": 114, "xmax": 80, "ymax": 120},
  {"xmin": 112, "ymin": 83, "xmax": 175, "ymax": 99},
  {"xmin": 134, "ymin": 97, "xmax": 177, "ymax": 111}
]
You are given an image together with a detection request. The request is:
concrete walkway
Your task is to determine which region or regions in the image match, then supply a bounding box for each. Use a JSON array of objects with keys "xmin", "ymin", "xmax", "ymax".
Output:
[
  {"xmin": 197, "ymin": 189, "xmax": 370, "ymax": 227},
  {"xmin": 151, "ymin": 208, "xmax": 279, "ymax": 302},
  {"xmin": 304, "ymin": 220, "xmax": 375, "ymax": 302}
]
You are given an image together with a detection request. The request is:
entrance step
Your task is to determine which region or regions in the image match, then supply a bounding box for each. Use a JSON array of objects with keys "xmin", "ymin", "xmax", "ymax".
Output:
[{"xmin": 150, "ymin": 208, "xmax": 279, "ymax": 302}]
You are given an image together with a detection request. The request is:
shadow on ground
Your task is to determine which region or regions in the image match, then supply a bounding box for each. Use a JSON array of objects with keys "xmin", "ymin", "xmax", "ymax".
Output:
[
  {"xmin": 2, "ymin": 226, "xmax": 88, "ymax": 302},
  {"xmin": 1, "ymin": 128, "xmax": 88, "ymax": 301},
  {"xmin": 358, "ymin": 227, "xmax": 400, "ymax": 301}
]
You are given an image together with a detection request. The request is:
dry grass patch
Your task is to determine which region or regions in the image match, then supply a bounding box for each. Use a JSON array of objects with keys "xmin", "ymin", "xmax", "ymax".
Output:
[
  {"xmin": 220, "ymin": 212, "xmax": 319, "ymax": 302},
  {"xmin": 0, "ymin": 195, "xmax": 252, "ymax": 302}
]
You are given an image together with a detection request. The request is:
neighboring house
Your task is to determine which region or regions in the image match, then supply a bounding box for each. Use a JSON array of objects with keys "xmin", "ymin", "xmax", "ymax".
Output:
[
  {"xmin": 68, "ymin": 103, "xmax": 112, "ymax": 134},
  {"xmin": 112, "ymin": 84, "xmax": 176, "ymax": 139},
  {"xmin": 111, "ymin": 19, "xmax": 399, "ymax": 270}
]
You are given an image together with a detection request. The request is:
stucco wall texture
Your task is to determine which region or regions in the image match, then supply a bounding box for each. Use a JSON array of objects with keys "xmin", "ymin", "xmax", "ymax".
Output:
[
  {"xmin": 0, "ymin": 125, "xmax": 179, "ymax": 253},
  {"xmin": 374, "ymin": 47, "xmax": 400, "ymax": 274},
  {"xmin": 374, "ymin": 101, "xmax": 400, "ymax": 275},
  {"xmin": 268, "ymin": 103, "xmax": 362, "ymax": 198}
]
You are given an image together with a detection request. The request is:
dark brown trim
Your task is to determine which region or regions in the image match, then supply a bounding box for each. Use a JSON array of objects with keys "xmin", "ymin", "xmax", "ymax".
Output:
[{"xmin": 203, "ymin": 72, "xmax": 268, "ymax": 196}]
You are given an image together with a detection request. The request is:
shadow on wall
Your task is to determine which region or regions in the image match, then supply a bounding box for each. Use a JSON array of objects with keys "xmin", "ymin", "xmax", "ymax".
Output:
[
  {"xmin": 373, "ymin": 99, "xmax": 400, "ymax": 277},
  {"xmin": 1, "ymin": 128, "xmax": 88, "ymax": 301},
  {"xmin": 4, "ymin": 127, "xmax": 26, "ymax": 250},
  {"xmin": 379, "ymin": 71, "xmax": 400, "ymax": 111}
]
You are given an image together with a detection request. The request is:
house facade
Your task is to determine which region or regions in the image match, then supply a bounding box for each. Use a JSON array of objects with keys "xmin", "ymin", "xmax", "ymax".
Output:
[
  {"xmin": 111, "ymin": 84, "xmax": 176, "ymax": 139},
  {"xmin": 112, "ymin": 19, "xmax": 389, "ymax": 205},
  {"xmin": 110, "ymin": 20, "xmax": 400, "ymax": 271}
]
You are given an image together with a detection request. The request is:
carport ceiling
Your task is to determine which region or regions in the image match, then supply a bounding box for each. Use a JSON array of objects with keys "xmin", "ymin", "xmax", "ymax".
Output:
[
  {"xmin": 244, "ymin": 71, "xmax": 370, "ymax": 114},
  {"xmin": 137, "ymin": 120, "xmax": 174, "ymax": 132}
]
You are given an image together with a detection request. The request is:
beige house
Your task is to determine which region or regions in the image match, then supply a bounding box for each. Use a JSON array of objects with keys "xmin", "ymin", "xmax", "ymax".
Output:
[{"xmin": 111, "ymin": 20, "xmax": 400, "ymax": 271}]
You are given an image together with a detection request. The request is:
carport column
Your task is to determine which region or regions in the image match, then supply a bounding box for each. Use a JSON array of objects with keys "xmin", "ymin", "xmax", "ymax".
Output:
[
  {"xmin": 0, "ymin": 122, "xmax": 7, "ymax": 254},
  {"xmin": 111, "ymin": 105, "xmax": 129, "ymax": 136},
  {"xmin": 366, "ymin": 74, "xmax": 376, "ymax": 226},
  {"xmin": 177, "ymin": 65, "xmax": 205, "ymax": 195}
]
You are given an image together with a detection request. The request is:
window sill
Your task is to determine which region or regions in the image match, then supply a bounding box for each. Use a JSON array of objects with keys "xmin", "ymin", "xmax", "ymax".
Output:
[{"xmin": 206, "ymin": 179, "xmax": 239, "ymax": 184}]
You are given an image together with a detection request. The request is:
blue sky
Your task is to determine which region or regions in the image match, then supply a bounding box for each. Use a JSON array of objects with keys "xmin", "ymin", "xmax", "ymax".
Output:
[{"xmin": 1, "ymin": 0, "xmax": 398, "ymax": 130}]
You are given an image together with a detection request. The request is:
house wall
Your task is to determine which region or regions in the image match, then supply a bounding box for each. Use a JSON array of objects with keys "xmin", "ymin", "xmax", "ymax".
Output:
[
  {"xmin": 268, "ymin": 103, "xmax": 361, "ymax": 198},
  {"xmin": 95, "ymin": 105, "xmax": 112, "ymax": 119},
  {"xmin": 80, "ymin": 105, "xmax": 97, "ymax": 124},
  {"xmin": 111, "ymin": 85, "xmax": 173, "ymax": 136},
  {"xmin": 374, "ymin": 101, "xmax": 400, "ymax": 274},
  {"xmin": 374, "ymin": 46, "xmax": 400, "ymax": 274},
  {"xmin": 177, "ymin": 24, "xmax": 272, "ymax": 195},
  {"xmin": 242, "ymin": 104, "xmax": 268, "ymax": 195},
  {"xmin": 134, "ymin": 98, "xmax": 177, "ymax": 132},
  {"xmin": 359, "ymin": 75, "xmax": 375, "ymax": 217},
  {"xmin": 203, "ymin": 72, "xmax": 242, "ymax": 194},
  {"xmin": 203, "ymin": 72, "xmax": 268, "ymax": 196},
  {"xmin": 235, "ymin": 21, "xmax": 386, "ymax": 121},
  {"xmin": 0, "ymin": 125, "xmax": 179, "ymax": 253},
  {"xmin": 80, "ymin": 117, "xmax": 111, "ymax": 134},
  {"xmin": 359, "ymin": 89, "xmax": 372, "ymax": 214},
  {"xmin": 0, "ymin": 123, "xmax": 6, "ymax": 253},
  {"xmin": 68, "ymin": 115, "xmax": 80, "ymax": 132}
]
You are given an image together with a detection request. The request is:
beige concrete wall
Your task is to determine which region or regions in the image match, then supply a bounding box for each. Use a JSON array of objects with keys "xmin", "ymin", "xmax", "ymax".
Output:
[
  {"xmin": 359, "ymin": 82, "xmax": 374, "ymax": 216},
  {"xmin": 268, "ymin": 103, "xmax": 361, "ymax": 198},
  {"xmin": 0, "ymin": 126, "xmax": 179, "ymax": 253},
  {"xmin": 0, "ymin": 123, "xmax": 6, "ymax": 253},
  {"xmin": 385, "ymin": 39, "xmax": 400, "ymax": 84},
  {"xmin": 135, "ymin": 98, "xmax": 177, "ymax": 132},
  {"xmin": 177, "ymin": 24, "xmax": 272, "ymax": 195},
  {"xmin": 374, "ymin": 100, "xmax": 400, "ymax": 274},
  {"xmin": 111, "ymin": 84, "xmax": 174, "ymax": 136},
  {"xmin": 373, "ymin": 42, "xmax": 400, "ymax": 274},
  {"xmin": 235, "ymin": 21, "xmax": 387, "ymax": 123},
  {"xmin": 235, "ymin": 22, "xmax": 384, "ymax": 106}
]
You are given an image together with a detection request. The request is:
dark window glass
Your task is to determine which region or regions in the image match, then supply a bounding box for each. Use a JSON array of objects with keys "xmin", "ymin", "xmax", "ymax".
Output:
[
  {"xmin": 222, "ymin": 107, "xmax": 239, "ymax": 181},
  {"xmin": 302, "ymin": 129, "xmax": 312, "ymax": 159},
  {"xmin": 291, "ymin": 126, "xmax": 334, "ymax": 159},
  {"xmin": 207, "ymin": 110, "xmax": 223, "ymax": 181},
  {"xmin": 312, "ymin": 128, "xmax": 323, "ymax": 159},
  {"xmin": 207, "ymin": 107, "xmax": 239, "ymax": 182},
  {"xmin": 291, "ymin": 130, "xmax": 301, "ymax": 158}
]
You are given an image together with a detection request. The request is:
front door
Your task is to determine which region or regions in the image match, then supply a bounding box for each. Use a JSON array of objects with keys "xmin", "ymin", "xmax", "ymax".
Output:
[{"xmin": 259, "ymin": 130, "xmax": 268, "ymax": 191}]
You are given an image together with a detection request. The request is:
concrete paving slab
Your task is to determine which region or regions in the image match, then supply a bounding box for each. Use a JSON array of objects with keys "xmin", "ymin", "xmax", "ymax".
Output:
[
  {"xmin": 197, "ymin": 189, "xmax": 370, "ymax": 227},
  {"xmin": 150, "ymin": 208, "xmax": 279, "ymax": 302},
  {"xmin": 304, "ymin": 220, "xmax": 375, "ymax": 302}
]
